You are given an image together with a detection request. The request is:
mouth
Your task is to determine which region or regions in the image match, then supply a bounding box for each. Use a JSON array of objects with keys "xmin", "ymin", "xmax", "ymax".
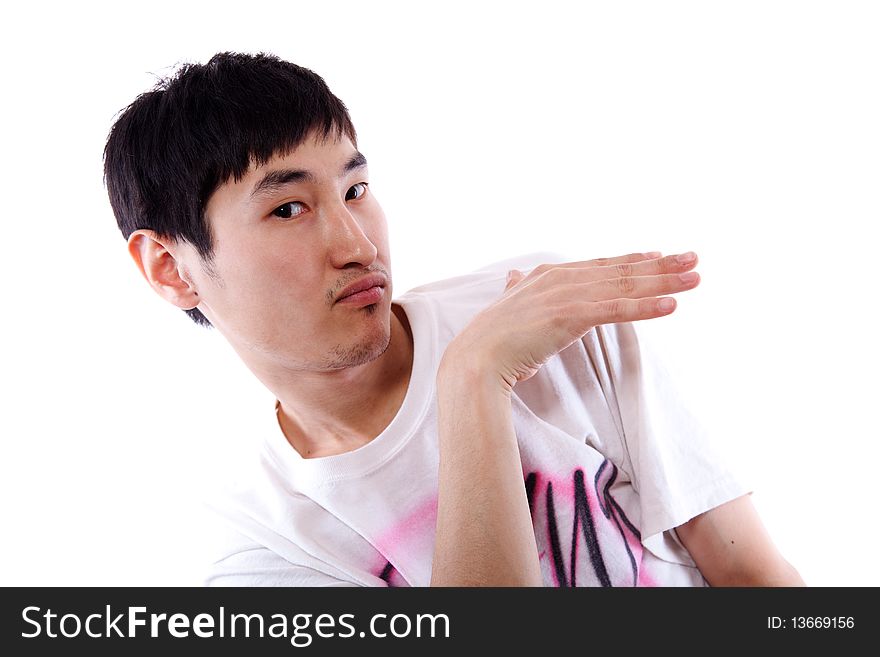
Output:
[
  {"xmin": 337, "ymin": 285, "xmax": 384, "ymax": 307},
  {"xmin": 335, "ymin": 273, "xmax": 388, "ymax": 306}
]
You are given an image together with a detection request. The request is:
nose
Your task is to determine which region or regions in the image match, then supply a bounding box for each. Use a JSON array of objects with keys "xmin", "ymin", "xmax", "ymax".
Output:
[{"xmin": 323, "ymin": 201, "xmax": 378, "ymax": 269}]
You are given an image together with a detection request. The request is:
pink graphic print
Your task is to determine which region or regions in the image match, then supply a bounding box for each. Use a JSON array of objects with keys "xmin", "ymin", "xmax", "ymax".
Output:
[
  {"xmin": 373, "ymin": 495, "xmax": 438, "ymax": 587},
  {"xmin": 526, "ymin": 459, "xmax": 656, "ymax": 587},
  {"xmin": 371, "ymin": 459, "xmax": 655, "ymax": 587}
]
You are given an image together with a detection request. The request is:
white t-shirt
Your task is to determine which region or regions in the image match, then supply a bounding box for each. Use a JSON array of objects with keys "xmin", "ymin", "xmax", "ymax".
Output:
[{"xmin": 202, "ymin": 253, "xmax": 752, "ymax": 587}]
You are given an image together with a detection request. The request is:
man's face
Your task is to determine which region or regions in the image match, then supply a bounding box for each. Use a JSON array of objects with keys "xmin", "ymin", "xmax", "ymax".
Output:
[{"xmin": 189, "ymin": 130, "xmax": 394, "ymax": 372}]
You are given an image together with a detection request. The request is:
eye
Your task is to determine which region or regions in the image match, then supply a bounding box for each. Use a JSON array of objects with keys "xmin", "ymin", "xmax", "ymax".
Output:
[
  {"xmin": 345, "ymin": 182, "xmax": 369, "ymax": 201},
  {"xmin": 272, "ymin": 201, "xmax": 307, "ymax": 220}
]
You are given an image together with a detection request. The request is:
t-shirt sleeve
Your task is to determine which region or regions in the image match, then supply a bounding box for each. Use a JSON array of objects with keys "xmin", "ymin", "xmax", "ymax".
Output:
[
  {"xmin": 582, "ymin": 321, "xmax": 754, "ymax": 564},
  {"xmin": 204, "ymin": 547, "xmax": 361, "ymax": 587},
  {"xmin": 197, "ymin": 493, "xmax": 367, "ymax": 587}
]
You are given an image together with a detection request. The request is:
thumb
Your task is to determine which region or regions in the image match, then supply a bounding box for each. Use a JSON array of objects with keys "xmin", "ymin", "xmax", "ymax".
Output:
[{"xmin": 505, "ymin": 269, "xmax": 525, "ymax": 292}]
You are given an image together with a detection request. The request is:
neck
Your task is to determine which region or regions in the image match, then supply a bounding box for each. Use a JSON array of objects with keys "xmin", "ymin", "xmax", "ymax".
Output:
[{"xmin": 262, "ymin": 304, "xmax": 414, "ymax": 458}]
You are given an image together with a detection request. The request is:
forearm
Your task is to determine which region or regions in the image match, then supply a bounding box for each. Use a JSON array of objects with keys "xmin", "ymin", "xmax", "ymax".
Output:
[
  {"xmin": 757, "ymin": 564, "xmax": 806, "ymax": 586},
  {"xmin": 675, "ymin": 496, "xmax": 807, "ymax": 587},
  {"xmin": 430, "ymin": 356, "xmax": 543, "ymax": 586},
  {"xmin": 715, "ymin": 559, "xmax": 806, "ymax": 587}
]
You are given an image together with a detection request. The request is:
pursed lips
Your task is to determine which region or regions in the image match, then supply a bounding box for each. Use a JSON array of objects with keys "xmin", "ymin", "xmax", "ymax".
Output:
[{"xmin": 335, "ymin": 273, "xmax": 387, "ymax": 303}]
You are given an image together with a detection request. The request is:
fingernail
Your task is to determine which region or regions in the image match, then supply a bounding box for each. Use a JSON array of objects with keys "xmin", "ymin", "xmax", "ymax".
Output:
[
  {"xmin": 676, "ymin": 252, "xmax": 696, "ymax": 264},
  {"xmin": 679, "ymin": 271, "xmax": 699, "ymax": 283},
  {"xmin": 659, "ymin": 298, "xmax": 676, "ymax": 312}
]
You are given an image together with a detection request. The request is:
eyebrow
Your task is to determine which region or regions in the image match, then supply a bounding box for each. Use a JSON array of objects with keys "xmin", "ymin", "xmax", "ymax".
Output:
[{"xmin": 250, "ymin": 151, "xmax": 368, "ymax": 201}]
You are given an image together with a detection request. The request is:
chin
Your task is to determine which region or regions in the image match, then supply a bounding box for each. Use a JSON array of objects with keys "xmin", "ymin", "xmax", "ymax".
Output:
[{"xmin": 324, "ymin": 305, "xmax": 392, "ymax": 370}]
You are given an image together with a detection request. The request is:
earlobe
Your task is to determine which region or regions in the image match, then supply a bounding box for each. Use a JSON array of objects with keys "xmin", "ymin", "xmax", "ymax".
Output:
[{"xmin": 127, "ymin": 230, "xmax": 201, "ymax": 310}]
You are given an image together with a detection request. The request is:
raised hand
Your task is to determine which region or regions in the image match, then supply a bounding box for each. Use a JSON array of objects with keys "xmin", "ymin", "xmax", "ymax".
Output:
[{"xmin": 441, "ymin": 251, "xmax": 700, "ymax": 391}]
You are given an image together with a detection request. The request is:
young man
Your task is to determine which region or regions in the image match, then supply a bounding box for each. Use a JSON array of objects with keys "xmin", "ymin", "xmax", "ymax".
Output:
[{"xmin": 104, "ymin": 52, "xmax": 804, "ymax": 587}]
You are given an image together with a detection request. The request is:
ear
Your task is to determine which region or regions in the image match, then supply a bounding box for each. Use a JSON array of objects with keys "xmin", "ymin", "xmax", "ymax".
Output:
[{"xmin": 127, "ymin": 230, "xmax": 201, "ymax": 310}]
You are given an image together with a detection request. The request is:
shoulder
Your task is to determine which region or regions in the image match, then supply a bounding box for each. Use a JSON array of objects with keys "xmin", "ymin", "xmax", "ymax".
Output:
[
  {"xmin": 400, "ymin": 251, "xmax": 567, "ymax": 297},
  {"xmin": 394, "ymin": 251, "xmax": 568, "ymax": 336}
]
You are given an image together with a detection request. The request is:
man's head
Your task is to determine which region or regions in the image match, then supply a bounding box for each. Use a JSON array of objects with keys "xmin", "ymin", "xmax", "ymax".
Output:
[{"xmin": 105, "ymin": 52, "xmax": 395, "ymax": 373}]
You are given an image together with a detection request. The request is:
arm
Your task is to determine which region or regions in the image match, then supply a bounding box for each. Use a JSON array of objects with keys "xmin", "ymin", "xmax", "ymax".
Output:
[
  {"xmin": 675, "ymin": 494, "xmax": 806, "ymax": 586},
  {"xmin": 431, "ymin": 355, "xmax": 543, "ymax": 586},
  {"xmin": 429, "ymin": 251, "xmax": 702, "ymax": 586}
]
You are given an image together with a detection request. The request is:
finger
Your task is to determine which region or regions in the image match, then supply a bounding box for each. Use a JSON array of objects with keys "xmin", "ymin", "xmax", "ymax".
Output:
[
  {"xmin": 526, "ymin": 251, "xmax": 685, "ymax": 281},
  {"xmin": 534, "ymin": 252, "xmax": 699, "ymax": 287},
  {"xmin": 521, "ymin": 252, "xmax": 665, "ymax": 287},
  {"xmin": 556, "ymin": 251, "xmax": 696, "ymax": 273},
  {"xmin": 584, "ymin": 296, "xmax": 679, "ymax": 327},
  {"xmin": 595, "ymin": 251, "xmax": 698, "ymax": 278},
  {"xmin": 577, "ymin": 271, "xmax": 701, "ymax": 301},
  {"xmin": 564, "ymin": 251, "xmax": 665, "ymax": 269}
]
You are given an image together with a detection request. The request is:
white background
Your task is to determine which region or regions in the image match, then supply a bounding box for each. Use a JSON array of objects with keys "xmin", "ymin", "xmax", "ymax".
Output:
[{"xmin": 1, "ymin": 0, "xmax": 877, "ymax": 586}]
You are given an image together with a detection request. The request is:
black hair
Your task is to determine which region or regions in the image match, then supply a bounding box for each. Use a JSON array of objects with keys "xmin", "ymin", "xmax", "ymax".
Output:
[{"xmin": 103, "ymin": 52, "xmax": 357, "ymax": 327}]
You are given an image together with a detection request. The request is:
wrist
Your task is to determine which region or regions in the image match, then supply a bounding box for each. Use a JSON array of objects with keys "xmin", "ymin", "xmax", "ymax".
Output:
[{"xmin": 437, "ymin": 341, "xmax": 511, "ymax": 398}]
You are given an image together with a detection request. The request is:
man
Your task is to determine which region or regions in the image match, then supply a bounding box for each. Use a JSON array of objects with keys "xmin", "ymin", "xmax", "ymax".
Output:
[{"xmin": 104, "ymin": 52, "xmax": 803, "ymax": 586}]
